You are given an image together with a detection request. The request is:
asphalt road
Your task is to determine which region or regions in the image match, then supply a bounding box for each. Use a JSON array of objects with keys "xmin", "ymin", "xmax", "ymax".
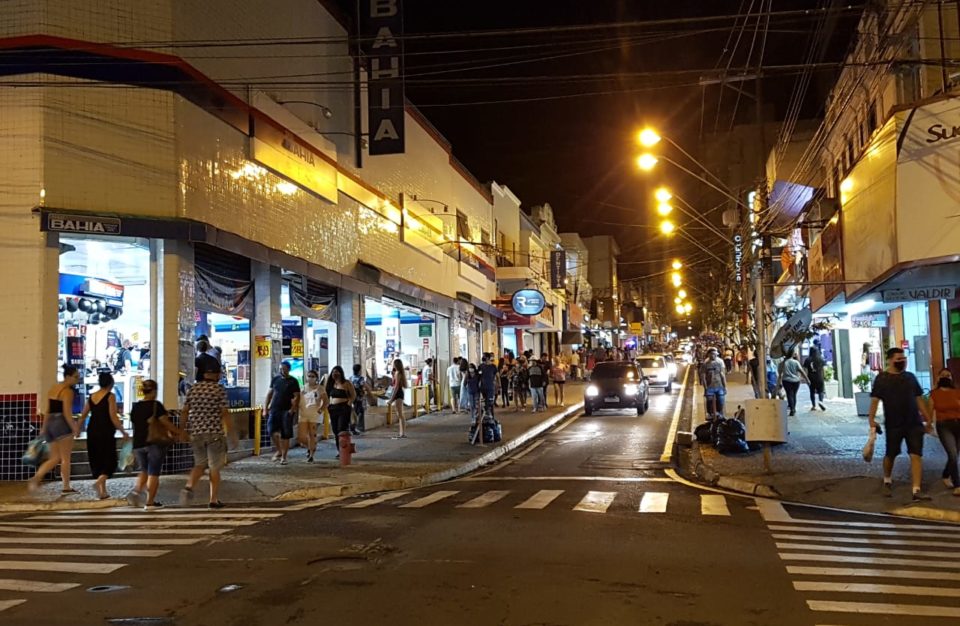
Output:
[{"xmin": 3, "ymin": 365, "xmax": 960, "ymax": 626}]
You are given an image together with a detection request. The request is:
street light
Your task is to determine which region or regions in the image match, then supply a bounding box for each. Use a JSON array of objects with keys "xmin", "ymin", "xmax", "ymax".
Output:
[
  {"xmin": 678, "ymin": 289, "xmax": 687, "ymax": 299},
  {"xmin": 675, "ymin": 303, "xmax": 685, "ymax": 315},
  {"xmin": 654, "ymin": 187, "xmax": 672, "ymax": 203},
  {"xmin": 656, "ymin": 202, "xmax": 673, "ymax": 216},
  {"xmin": 636, "ymin": 153, "xmax": 659, "ymax": 171},
  {"xmin": 672, "ymin": 260, "xmax": 683, "ymax": 270},
  {"xmin": 659, "ymin": 219, "xmax": 675, "ymax": 235},
  {"xmin": 671, "ymin": 271, "xmax": 682, "ymax": 287},
  {"xmin": 674, "ymin": 297, "xmax": 682, "ymax": 304},
  {"xmin": 638, "ymin": 128, "xmax": 662, "ymax": 147},
  {"xmin": 684, "ymin": 303, "xmax": 693, "ymax": 314}
]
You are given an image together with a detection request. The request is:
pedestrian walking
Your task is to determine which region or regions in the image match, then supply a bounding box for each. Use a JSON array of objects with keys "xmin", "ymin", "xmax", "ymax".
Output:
[
  {"xmin": 264, "ymin": 361, "xmax": 300, "ymax": 465},
  {"xmin": 298, "ymin": 370, "xmax": 328, "ymax": 462},
  {"xmin": 931, "ymin": 368, "xmax": 960, "ymax": 496},
  {"xmin": 700, "ymin": 348, "xmax": 727, "ymax": 418},
  {"xmin": 723, "ymin": 347, "xmax": 734, "ymax": 373},
  {"xmin": 463, "ymin": 363, "xmax": 481, "ymax": 422},
  {"xmin": 528, "ymin": 358, "xmax": 546, "ymax": 412},
  {"xmin": 748, "ymin": 352, "xmax": 761, "ymax": 399},
  {"xmin": 498, "ymin": 361, "xmax": 513, "ymax": 409},
  {"xmin": 513, "ymin": 358, "xmax": 529, "ymax": 411},
  {"xmin": 457, "ymin": 357, "xmax": 470, "ymax": 412},
  {"xmin": 778, "ymin": 349, "xmax": 810, "ymax": 417},
  {"xmin": 326, "ymin": 366, "xmax": 357, "ymax": 451},
  {"xmin": 80, "ymin": 372, "xmax": 130, "ymax": 500},
  {"xmin": 868, "ymin": 347, "xmax": 935, "ymax": 501},
  {"xmin": 804, "ymin": 341, "xmax": 827, "ymax": 411},
  {"xmin": 569, "ymin": 349, "xmax": 581, "ymax": 381},
  {"xmin": 350, "ymin": 364, "xmax": 370, "ymax": 434},
  {"xmin": 28, "ymin": 364, "xmax": 82, "ymax": 494},
  {"xmin": 126, "ymin": 379, "xmax": 185, "ymax": 508},
  {"xmin": 550, "ymin": 357, "xmax": 567, "ymax": 406},
  {"xmin": 478, "ymin": 353, "xmax": 499, "ymax": 416},
  {"xmin": 389, "ymin": 358, "xmax": 408, "ymax": 438},
  {"xmin": 421, "ymin": 358, "xmax": 436, "ymax": 412},
  {"xmin": 180, "ymin": 363, "xmax": 232, "ymax": 509},
  {"xmin": 446, "ymin": 357, "xmax": 463, "ymax": 414}
]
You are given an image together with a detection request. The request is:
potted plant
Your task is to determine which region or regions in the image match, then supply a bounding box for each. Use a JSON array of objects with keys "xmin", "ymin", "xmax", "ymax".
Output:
[
  {"xmin": 853, "ymin": 373, "xmax": 873, "ymax": 416},
  {"xmin": 823, "ymin": 364, "xmax": 839, "ymax": 399}
]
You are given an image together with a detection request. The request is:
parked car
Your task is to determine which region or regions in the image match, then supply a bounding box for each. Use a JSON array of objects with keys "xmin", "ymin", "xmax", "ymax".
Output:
[
  {"xmin": 584, "ymin": 361, "xmax": 649, "ymax": 416},
  {"xmin": 636, "ymin": 354, "xmax": 674, "ymax": 392}
]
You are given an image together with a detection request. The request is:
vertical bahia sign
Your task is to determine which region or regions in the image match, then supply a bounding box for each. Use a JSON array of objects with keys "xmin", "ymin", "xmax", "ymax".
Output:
[{"xmin": 359, "ymin": 0, "xmax": 405, "ymax": 155}]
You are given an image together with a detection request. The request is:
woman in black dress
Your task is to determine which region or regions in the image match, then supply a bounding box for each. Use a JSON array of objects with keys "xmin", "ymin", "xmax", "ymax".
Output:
[{"xmin": 80, "ymin": 373, "xmax": 129, "ymax": 499}]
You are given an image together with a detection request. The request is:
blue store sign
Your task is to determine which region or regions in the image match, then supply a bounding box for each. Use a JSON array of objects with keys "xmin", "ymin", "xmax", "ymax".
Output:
[{"xmin": 511, "ymin": 289, "xmax": 546, "ymax": 316}]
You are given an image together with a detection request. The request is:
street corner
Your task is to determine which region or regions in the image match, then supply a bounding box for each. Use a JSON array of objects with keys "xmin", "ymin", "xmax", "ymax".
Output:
[{"xmin": 0, "ymin": 483, "xmax": 127, "ymax": 513}]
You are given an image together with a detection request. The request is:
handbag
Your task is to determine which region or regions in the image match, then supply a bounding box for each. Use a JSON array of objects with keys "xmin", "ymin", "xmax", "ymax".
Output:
[
  {"xmin": 862, "ymin": 428, "xmax": 877, "ymax": 463},
  {"xmin": 22, "ymin": 437, "xmax": 49, "ymax": 467},
  {"xmin": 146, "ymin": 401, "xmax": 174, "ymax": 446}
]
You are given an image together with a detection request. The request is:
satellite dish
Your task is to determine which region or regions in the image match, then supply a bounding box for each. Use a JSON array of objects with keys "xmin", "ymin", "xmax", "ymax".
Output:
[{"xmin": 769, "ymin": 307, "xmax": 812, "ymax": 359}]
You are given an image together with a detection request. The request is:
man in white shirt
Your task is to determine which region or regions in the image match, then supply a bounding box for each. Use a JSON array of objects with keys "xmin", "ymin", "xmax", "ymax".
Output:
[
  {"xmin": 446, "ymin": 357, "xmax": 463, "ymax": 414},
  {"xmin": 569, "ymin": 350, "xmax": 581, "ymax": 381},
  {"xmin": 422, "ymin": 358, "xmax": 435, "ymax": 411}
]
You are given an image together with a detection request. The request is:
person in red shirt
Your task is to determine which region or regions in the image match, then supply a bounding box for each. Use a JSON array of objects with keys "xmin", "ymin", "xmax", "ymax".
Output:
[{"xmin": 931, "ymin": 368, "xmax": 960, "ymax": 495}]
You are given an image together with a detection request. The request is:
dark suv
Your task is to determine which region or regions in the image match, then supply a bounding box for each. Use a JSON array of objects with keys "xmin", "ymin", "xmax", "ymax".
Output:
[{"xmin": 584, "ymin": 361, "xmax": 649, "ymax": 416}]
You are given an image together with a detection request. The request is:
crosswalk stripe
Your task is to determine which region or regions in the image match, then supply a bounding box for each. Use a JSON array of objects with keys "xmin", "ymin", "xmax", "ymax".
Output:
[
  {"xmin": 515, "ymin": 490, "xmax": 564, "ymax": 510},
  {"xmin": 769, "ymin": 518, "xmax": 954, "ymax": 531},
  {"xmin": 50, "ymin": 507, "xmax": 285, "ymax": 514},
  {"xmin": 776, "ymin": 542, "xmax": 945, "ymax": 559},
  {"xmin": 0, "ymin": 527, "xmax": 230, "ymax": 536},
  {"xmin": 0, "ymin": 520, "xmax": 256, "ymax": 528},
  {"xmin": 780, "ymin": 552, "xmax": 960, "ymax": 570},
  {"xmin": 795, "ymin": 580, "xmax": 960, "ymax": 598},
  {"xmin": 0, "ymin": 548, "xmax": 169, "ymax": 558},
  {"xmin": 573, "ymin": 491, "xmax": 616, "ymax": 513},
  {"xmin": 769, "ymin": 525, "xmax": 949, "ymax": 539},
  {"xmin": 399, "ymin": 491, "xmax": 459, "ymax": 509},
  {"xmin": 701, "ymin": 495, "xmax": 730, "ymax": 516},
  {"xmin": 0, "ymin": 579, "xmax": 80, "ymax": 592},
  {"xmin": 0, "ymin": 600, "xmax": 26, "ymax": 612},
  {"xmin": 639, "ymin": 492, "xmax": 669, "ymax": 513},
  {"xmin": 457, "ymin": 491, "xmax": 510, "ymax": 509},
  {"xmin": 806, "ymin": 599, "xmax": 960, "ymax": 618},
  {"xmin": 343, "ymin": 492, "xmax": 410, "ymax": 508},
  {"xmin": 787, "ymin": 566, "xmax": 960, "ymax": 582},
  {"xmin": 0, "ymin": 560, "xmax": 125, "ymax": 574},
  {"xmin": 773, "ymin": 533, "xmax": 960, "ymax": 548},
  {"xmin": 26, "ymin": 513, "xmax": 281, "ymax": 521},
  {"xmin": 0, "ymin": 537, "xmax": 201, "ymax": 546}
]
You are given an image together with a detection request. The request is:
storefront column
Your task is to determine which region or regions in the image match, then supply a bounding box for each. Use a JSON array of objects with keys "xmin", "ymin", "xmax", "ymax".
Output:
[
  {"xmin": 252, "ymin": 262, "xmax": 282, "ymax": 406},
  {"xmin": 930, "ymin": 299, "xmax": 944, "ymax": 371},
  {"xmin": 155, "ymin": 240, "xmax": 195, "ymax": 408},
  {"xmin": 337, "ymin": 290, "xmax": 359, "ymax": 369}
]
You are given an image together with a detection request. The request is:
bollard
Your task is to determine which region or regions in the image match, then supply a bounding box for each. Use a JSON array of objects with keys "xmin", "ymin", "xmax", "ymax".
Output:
[{"xmin": 253, "ymin": 407, "xmax": 262, "ymax": 456}]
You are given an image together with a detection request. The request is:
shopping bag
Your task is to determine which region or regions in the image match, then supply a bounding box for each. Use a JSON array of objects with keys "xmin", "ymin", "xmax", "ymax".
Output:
[
  {"xmin": 862, "ymin": 429, "xmax": 877, "ymax": 463},
  {"xmin": 119, "ymin": 439, "xmax": 135, "ymax": 471},
  {"xmin": 21, "ymin": 437, "xmax": 49, "ymax": 467}
]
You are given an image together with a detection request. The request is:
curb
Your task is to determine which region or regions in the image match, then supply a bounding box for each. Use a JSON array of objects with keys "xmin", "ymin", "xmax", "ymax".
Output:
[
  {"xmin": 272, "ymin": 402, "xmax": 585, "ymax": 502},
  {"xmin": 0, "ymin": 497, "xmax": 128, "ymax": 513},
  {"xmin": 889, "ymin": 504, "xmax": 960, "ymax": 524}
]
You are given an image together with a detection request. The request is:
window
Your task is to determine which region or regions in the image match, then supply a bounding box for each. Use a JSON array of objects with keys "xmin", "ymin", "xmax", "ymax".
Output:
[
  {"xmin": 480, "ymin": 229, "xmax": 491, "ymax": 248},
  {"xmin": 867, "ymin": 104, "xmax": 877, "ymax": 136},
  {"xmin": 456, "ymin": 210, "xmax": 470, "ymax": 242}
]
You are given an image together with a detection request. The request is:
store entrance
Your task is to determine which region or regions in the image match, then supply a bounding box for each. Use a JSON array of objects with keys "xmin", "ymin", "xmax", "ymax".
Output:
[{"xmin": 58, "ymin": 236, "xmax": 152, "ymax": 416}]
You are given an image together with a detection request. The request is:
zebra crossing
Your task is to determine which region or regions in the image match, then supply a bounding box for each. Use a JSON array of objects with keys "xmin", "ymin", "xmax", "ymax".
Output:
[
  {"xmin": 0, "ymin": 505, "xmax": 287, "ymax": 616},
  {"xmin": 339, "ymin": 487, "xmax": 745, "ymax": 517},
  {"xmin": 763, "ymin": 505, "xmax": 960, "ymax": 622}
]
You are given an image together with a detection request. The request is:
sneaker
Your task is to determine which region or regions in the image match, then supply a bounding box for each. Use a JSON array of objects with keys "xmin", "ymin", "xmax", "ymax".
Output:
[
  {"xmin": 810, "ymin": 406, "xmax": 817, "ymax": 412},
  {"xmin": 306, "ymin": 454, "xmax": 314, "ymax": 463},
  {"xmin": 882, "ymin": 482, "xmax": 893, "ymax": 497},
  {"xmin": 145, "ymin": 501, "xmax": 164, "ymax": 509},
  {"xmin": 912, "ymin": 491, "xmax": 932, "ymax": 502},
  {"xmin": 280, "ymin": 458, "xmax": 288, "ymax": 466},
  {"xmin": 126, "ymin": 490, "xmax": 143, "ymax": 507},
  {"xmin": 271, "ymin": 452, "xmax": 281, "ymax": 462},
  {"xmin": 179, "ymin": 487, "xmax": 194, "ymax": 506},
  {"xmin": 208, "ymin": 500, "xmax": 225, "ymax": 509},
  {"xmin": 818, "ymin": 402, "xmax": 826, "ymax": 411}
]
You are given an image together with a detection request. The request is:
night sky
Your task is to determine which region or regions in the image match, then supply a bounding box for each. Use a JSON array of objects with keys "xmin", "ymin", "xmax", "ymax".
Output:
[{"xmin": 339, "ymin": 1, "xmax": 859, "ymax": 281}]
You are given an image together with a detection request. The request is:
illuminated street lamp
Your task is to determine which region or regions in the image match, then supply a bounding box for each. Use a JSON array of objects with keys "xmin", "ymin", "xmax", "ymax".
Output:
[
  {"xmin": 671, "ymin": 271, "xmax": 682, "ymax": 287},
  {"xmin": 659, "ymin": 219, "xmax": 675, "ymax": 235},
  {"xmin": 672, "ymin": 260, "xmax": 683, "ymax": 270},
  {"xmin": 654, "ymin": 187, "xmax": 672, "ymax": 203},
  {"xmin": 656, "ymin": 202, "xmax": 673, "ymax": 216},
  {"xmin": 674, "ymin": 297, "xmax": 682, "ymax": 304},
  {"xmin": 678, "ymin": 289, "xmax": 687, "ymax": 299},
  {"xmin": 675, "ymin": 303, "xmax": 685, "ymax": 315},
  {"xmin": 684, "ymin": 303, "xmax": 693, "ymax": 314},
  {"xmin": 636, "ymin": 153, "xmax": 659, "ymax": 171},
  {"xmin": 638, "ymin": 128, "xmax": 662, "ymax": 147}
]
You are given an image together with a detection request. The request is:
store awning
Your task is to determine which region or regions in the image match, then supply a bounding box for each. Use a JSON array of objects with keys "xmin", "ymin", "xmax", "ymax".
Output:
[
  {"xmin": 458, "ymin": 292, "xmax": 506, "ymax": 320},
  {"xmin": 377, "ymin": 270, "xmax": 458, "ymax": 316}
]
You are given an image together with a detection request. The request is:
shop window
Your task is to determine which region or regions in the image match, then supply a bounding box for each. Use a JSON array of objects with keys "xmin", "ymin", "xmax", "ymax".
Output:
[{"xmin": 280, "ymin": 278, "xmax": 338, "ymax": 382}]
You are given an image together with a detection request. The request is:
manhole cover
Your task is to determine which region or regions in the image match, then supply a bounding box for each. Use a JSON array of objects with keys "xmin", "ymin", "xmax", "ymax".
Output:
[
  {"xmin": 581, "ymin": 455, "xmax": 668, "ymax": 470},
  {"xmin": 88, "ymin": 585, "xmax": 130, "ymax": 593},
  {"xmin": 307, "ymin": 555, "xmax": 368, "ymax": 571}
]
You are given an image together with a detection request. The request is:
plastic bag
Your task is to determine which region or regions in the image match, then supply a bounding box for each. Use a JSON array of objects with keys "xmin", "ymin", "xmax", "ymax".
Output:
[
  {"xmin": 21, "ymin": 437, "xmax": 49, "ymax": 467},
  {"xmin": 119, "ymin": 439, "xmax": 135, "ymax": 471},
  {"xmin": 862, "ymin": 429, "xmax": 877, "ymax": 463},
  {"xmin": 694, "ymin": 422, "xmax": 713, "ymax": 443}
]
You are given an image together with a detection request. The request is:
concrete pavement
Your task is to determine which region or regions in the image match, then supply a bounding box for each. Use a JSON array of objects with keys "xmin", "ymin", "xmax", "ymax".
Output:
[
  {"xmin": 682, "ymin": 373, "xmax": 960, "ymax": 521},
  {"xmin": 0, "ymin": 384, "xmax": 585, "ymax": 511}
]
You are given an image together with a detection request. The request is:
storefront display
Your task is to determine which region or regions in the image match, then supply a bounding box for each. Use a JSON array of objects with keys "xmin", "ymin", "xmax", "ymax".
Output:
[
  {"xmin": 281, "ymin": 277, "xmax": 338, "ymax": 382},
  {"xmin": 365, "ymin": 297, "xmax": 450, "ymax": 387}
]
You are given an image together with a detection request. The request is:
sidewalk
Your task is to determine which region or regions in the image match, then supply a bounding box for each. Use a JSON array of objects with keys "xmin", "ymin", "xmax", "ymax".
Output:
[
  {"xmin": 0, "ymin": 383, "xmax": 585, "ymax": 511},
  {"xmin": 685, "ymin": 373, "xmax": 960, "ymax": 522}
]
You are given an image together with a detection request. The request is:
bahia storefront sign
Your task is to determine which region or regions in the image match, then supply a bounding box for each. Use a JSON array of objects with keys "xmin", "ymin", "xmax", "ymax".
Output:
[{"xmin": 359, "ymin": 0, "xmax": 405, "ymax": 155}]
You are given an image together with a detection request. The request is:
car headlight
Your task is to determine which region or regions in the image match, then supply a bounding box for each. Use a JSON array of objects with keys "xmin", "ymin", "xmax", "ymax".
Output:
[
  {"xmin": 586, "ymin": 385, "xmax": 599, "ymax": 397},
  {"xmin": 624, "ymin": 384, "xmax": 639, "ymax": 395}
]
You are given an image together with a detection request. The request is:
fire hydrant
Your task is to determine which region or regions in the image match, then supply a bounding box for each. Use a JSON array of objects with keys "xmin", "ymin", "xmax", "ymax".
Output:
[{"xmin": 338, "ymin": 431, "xmax": 356, "ymax": 466}]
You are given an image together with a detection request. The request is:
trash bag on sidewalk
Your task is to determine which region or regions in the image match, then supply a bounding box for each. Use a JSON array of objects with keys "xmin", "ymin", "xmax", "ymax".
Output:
[
  {"xmin": 694, "ymin": 422, "xmax": 713, "ymax": 443},
  {"xmin": 862, "ymin": 428, "xmax": 877, "ymax": 463},
  {"xmin": 714, "ymin": 419, "xmax": 749, "ymax": 454},
  {"xmin": 709, "ymin": 417, "xmax": 725, "ymax": 445}
]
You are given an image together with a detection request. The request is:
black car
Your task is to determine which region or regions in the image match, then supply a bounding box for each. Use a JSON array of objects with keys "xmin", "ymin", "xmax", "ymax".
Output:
[{"xmin": 583, "ymin": 361, "xmax": 649, "ymax": 416}]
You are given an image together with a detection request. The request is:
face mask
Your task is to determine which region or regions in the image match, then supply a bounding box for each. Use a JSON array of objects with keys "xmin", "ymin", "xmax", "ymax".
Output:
[
  {"xmin": 893, "ymin": 360, "xmax": 907, "ymax": 372},
  {"xmin": 938, "ymin": 376, "xmax": 954, "ymax": 388}
]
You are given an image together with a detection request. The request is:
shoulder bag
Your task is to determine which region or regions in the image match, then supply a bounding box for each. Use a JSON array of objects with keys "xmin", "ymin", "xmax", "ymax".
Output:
[{"xmin": 146, "ymin": 401, "xmax": 174, "ymax": 446}]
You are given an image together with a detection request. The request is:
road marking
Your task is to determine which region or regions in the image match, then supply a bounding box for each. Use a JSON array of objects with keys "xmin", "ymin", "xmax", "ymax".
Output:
[
  {"xmin": 777, "ymin": 543, "xmax": 944, "ymax": 558},
  {"xmin": 779, "ymin": 553, "xmax": 960, "ymax": 569},
  {"xmin": 772, "ymin": 533, "xmax": 960, "ymax": 548},
  {"xmin": 663, "ymin": 468, "xmax": 746, "ymax": 496},
  {"xmin": 511, "ymin": 440, "xmax": 545, "ymax": 460},
  {"xmin": 399, "ymin": 491, "xmax": 459, "ymax": 509},
  {"xmin": 461, "ymin": 476, "xmax": 673, "ymax": 482},
  {"xmin": 639, "ymin": 492, "xmax": 669, "ymax": 513},
  {"xmin": 0, "ymin": 579, "xmax": 79, "ymax": 593},
  {"xmin": 0, "ymin": 537, "xmax": 201, "ymax": 546},
  {"xmin": 53, "ymin": 507, "xmax": 287, "ymax": 514},
  {"xmin": 343, "ymin": 492, "xmax": 410, "ymax": 509},
  {"xmin": 0, "ymin": 527, "xmax": 230, "ymax": 535},
  {"xmin": 515, "ymin": 490, "xmax": 564, "ymax": 510},
  {"xmin": 806, "ymin": 600, "xmax": 960, "ymax": 618},
  {"xmin": 787, "ymin": 566, "xmax": 960, "ymax": 582},
  {"xmin": 660, "ymin": 367, "xmax": 689, "ymax": 462},
  {"xmin": 26, "ymin": 513, "xmax": 281, "ymax": 521},
  {"xmin": 0, "ymin": 600, "xmax": 25, "ymax": 612},
  {"xmin": 457, "ymin": 491, "xmax": 510, "ymax": 509},
  {"xmin": 552, "ymin": 412, "xmax": 582, "ymax": 433},
  {"xmin": 768, "ymin": 525, "xmax": 948, "ymax": 538},
  {"xmin": 573, "ymin": 491, "xmax": 617, "ymax": 513},
  {"xmin": 768, "ymin": 519, "xmax": 956, "ymax": 531},
  {"xmin": 701, "ymin": 495, "xmax": 730, "ymax": 516},
  {"xmin": 756, "ymin": 499, "xmax": 792, "ymax": 522},
  {"xmin": 0, "ymin": 560, "xmax": 126, "ymax": 574},
  {"xmin": 0, "ymin": 547, "xmax": 169, "ymax": 558},
  {"xmin": 795, "ymin": 580, "xmax": 960, "ymax": 598},
  {"xmin": 0, "ymin": 520, "xmax": 257, "ymax": 528},
  {"xmin": 283, "ymin": 497, "xmax": 348, "ymax": 511}
]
